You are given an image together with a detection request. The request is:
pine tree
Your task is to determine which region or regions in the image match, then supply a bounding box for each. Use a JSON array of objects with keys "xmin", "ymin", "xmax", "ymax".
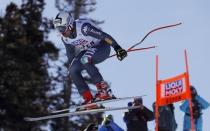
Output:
[
  {"xmin": 0, "ymin": 0, "xmax": 104, "ymax": 130},
  {"xmin": 0, "ymin": 1, "xmax": 58, "ymax": 130}
]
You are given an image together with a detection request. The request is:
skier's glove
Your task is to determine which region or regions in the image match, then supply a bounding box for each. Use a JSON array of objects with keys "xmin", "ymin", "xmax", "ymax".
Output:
[{"xmin": 114, "ymin": 46, "xmax": 127, "ymax": 61}]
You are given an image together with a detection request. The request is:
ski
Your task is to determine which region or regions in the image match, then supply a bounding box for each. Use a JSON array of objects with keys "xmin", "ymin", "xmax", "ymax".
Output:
[
  {"xmin": 24, "ymin": 105, "xmax": 141, "ymax": 122},
  {"xmin": 50, "ymin": 95, "xmax": 146, "ymax": 114}
]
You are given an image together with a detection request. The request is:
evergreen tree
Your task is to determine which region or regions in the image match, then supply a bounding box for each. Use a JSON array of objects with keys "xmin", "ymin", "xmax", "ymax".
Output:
[
  {"xmin": 0, "ymin": 1, "xmax": 58, "ymax": 130},
  {"xmin": 0, "ymin": 0, "xmax": 104, "ymax": 130}
]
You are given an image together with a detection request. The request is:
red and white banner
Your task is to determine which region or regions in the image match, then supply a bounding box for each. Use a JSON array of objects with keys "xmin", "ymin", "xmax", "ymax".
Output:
[{"xmin": 156, "ymin": 73, "xmax": 190, "ymax": 106}]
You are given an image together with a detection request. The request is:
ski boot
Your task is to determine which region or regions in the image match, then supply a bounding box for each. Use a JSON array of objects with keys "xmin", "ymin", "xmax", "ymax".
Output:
[
  {"xmin": 95, "ymin": 81, "xmax": 116, "ymax": 102},
  {"xmin": 77, "ymin": 90, "xmax": 101, "ymax": 111}
]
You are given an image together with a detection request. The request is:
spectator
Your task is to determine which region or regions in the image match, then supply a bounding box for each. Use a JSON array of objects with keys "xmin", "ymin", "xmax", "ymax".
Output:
[
  {"xmin": 180, "ymin": 85, "xmax": 209, "ymax": 131},
  {"xmin": 123, "ymin": 98, "xmax": 154, "ymax": 131},
  {"xmin": 84, "ymin": 123, "xmax": 98, "ymax": 131},
  {"xmin": 98, "ymin": 114, "xmax": 124, "ymax": 131},
  {"xmin": 153, "ymin": 102, "xmax": 177, "ymax": 131}
]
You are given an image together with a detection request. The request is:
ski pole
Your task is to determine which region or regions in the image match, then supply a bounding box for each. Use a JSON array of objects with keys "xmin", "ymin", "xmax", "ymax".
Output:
[
  {"xmin": 127, "ymin": 22, "xmax": 182, "ymax": 51},
  {"xmin": 109, "ymin": 22, "xmax": 182, "ymax": 58},
  {"xmin": 128, "ymin": 46, "xmax": 157, "ymax": 52},
  {"xmin": 109, "ymin": 45, "xmax": 157, "ymax": 58}
]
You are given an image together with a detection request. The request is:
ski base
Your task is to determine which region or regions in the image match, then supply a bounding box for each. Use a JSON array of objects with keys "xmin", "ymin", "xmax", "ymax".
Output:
[
  {"xmin": 24, "ymin": 105, "xmax": 141, "ymax": 122},
  {"xmin": 50, "ymin": 95, "xmax": 146, "ymax": 114}
]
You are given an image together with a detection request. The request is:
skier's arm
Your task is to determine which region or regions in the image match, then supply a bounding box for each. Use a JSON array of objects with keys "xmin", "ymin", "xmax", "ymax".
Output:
[
  {"xmin": 81, "ymin": 23, "xmax": 120, "ymax": 49},
  {"xmin": 81, "ymin": 23, "xmax": 127, "ymax": 60},
  {"xmin": 62, "ymin": 38, "xmax": 75, "ymax": 64}
]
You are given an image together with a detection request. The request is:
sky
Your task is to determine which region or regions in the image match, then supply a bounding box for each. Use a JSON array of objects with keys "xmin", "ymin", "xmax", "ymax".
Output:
[{"xmin": 1, "ymin": 0, "xmax": 210, "ymax": 130}]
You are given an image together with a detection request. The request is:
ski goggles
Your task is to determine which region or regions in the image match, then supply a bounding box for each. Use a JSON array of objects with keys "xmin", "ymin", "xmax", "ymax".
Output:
[
  {"xmin": 56, "ymin": 25, "xmax": 73, "ymax": 35},
  {"xmin": 56, "ymin": 26, "xmax": 68, "ymax": 33}
]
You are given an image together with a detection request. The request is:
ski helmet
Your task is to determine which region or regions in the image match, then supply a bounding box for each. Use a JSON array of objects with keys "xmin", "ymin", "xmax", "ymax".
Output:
[{"xmin": 53, "ymin": 11, "xmax": 74, "ymax": 33}]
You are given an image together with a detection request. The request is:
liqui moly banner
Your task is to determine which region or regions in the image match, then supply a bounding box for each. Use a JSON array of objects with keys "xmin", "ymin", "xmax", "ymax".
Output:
[{"xmin": 157, "ymin": 73, "xmax": 190, "ymax": 106}]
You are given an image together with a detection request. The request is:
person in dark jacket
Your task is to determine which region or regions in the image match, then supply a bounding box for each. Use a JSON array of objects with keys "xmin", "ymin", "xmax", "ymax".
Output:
[
  {"xmin": 123, "ymin": 98, "xmax": 154, "ymax": 131},
  {"xmin": 153, "ymin": 102, "xmax": 177, "ymax": 131}
]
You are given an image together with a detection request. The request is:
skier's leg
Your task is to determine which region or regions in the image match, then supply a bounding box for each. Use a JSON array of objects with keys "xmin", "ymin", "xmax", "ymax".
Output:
[
  {"xmin": 69, "ymin": 59, "xmax": 97, "ymax": 109},
  {"xmin": 80, "ymin": 44, "xmax": 111, "ymax": 84},
  {"xmin": 80, "ymin": 48, "xmax": 103, "ymax": 84},
  {"xmin": 69, "ymin": 59, "xmax": 89, "ymax": 95},
  {"xmin": 80, "ymin": 44, "xmax": 115, "ymax": 100}
]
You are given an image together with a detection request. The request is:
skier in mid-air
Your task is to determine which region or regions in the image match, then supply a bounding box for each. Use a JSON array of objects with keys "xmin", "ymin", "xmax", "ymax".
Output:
[{"xmin": 53, "ymin": 11, "xmax": 127, "ymax": 110}]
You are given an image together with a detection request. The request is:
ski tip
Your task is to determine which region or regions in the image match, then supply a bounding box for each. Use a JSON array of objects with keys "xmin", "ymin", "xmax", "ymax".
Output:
[
  {"xmin": 48, "ymin": 108, "xmax": 58, "ymax": 113},
  {"xmin": 24, "ymin": 117, "xmax": 33, "ymax": 122},
  {"xmin": 50, "ymin": 110, "xmax": 63, "ymax": 114},
  {"xmin": 49, "ymin": 109, "xmax": 57, "ymax": 113}
]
